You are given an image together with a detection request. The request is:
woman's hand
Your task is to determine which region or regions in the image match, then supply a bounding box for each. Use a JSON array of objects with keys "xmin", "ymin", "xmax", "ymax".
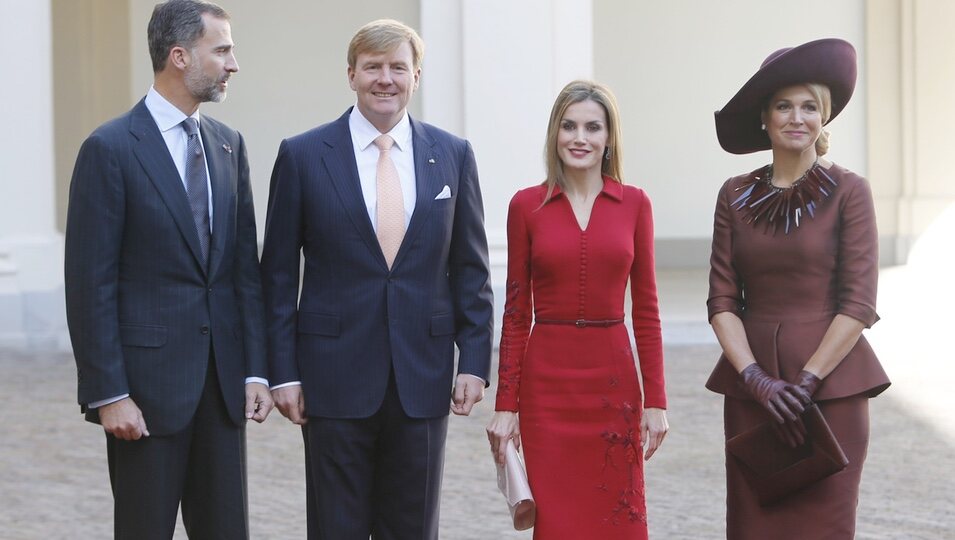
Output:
[
  {"xmin": 641, "ymin": 407, "xmax": 668, "ymax": 461},
  {"xmin": 486, "ymin": 411, "xmax": 520, "ymax": 465},
  {"xmin": 738, "ymin": 363, "xmax": 805, "ymax": 423}
]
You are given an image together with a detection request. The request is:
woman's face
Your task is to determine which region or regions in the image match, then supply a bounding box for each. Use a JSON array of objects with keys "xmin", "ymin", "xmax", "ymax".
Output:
[
  {"xmin": 556, "ymin": 99, "xmax": 609, "ymax": 175},
  {"xmin": 762, "ymin": 85, "xmax": 822, "ymax": 155}
]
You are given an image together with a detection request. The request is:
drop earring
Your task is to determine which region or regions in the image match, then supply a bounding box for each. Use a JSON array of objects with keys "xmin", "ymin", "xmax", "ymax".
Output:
[
  {"xmin": 604, "ymin": 147, "xmax": 611, "ymax": 160},
  {"xmin": 760, "ymin": 123, "xmax": 766, "ymax": 130}
]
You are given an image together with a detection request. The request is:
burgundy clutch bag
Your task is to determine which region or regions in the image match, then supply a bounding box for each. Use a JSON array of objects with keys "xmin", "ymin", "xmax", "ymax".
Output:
[
  {"xmin": 495, "ymin": 439, "xmax": 536, "ymax": 530},
  {"xmin": 726, "ymin": 404, "xmax": 849, "ymax": 506}
]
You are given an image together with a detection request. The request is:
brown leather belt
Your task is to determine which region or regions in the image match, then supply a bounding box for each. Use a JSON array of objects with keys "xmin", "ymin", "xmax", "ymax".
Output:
[{"xmin": 534, "ymin": 318, "xmax": 624, "ymax": 328}]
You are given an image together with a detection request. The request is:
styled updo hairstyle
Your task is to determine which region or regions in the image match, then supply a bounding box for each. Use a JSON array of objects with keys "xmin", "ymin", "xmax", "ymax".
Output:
[{"xmin": 805, "ymin": 83, "xmax": 833, "ymax": 156}]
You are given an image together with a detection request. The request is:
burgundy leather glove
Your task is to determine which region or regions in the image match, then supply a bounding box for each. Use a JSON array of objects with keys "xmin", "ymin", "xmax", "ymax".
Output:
[
  {"xmin": 791, "ymin": 370, "xmax": 822, "ymax": 405},
  {"xmin": 738, "ymin": 364, "xmax": 805, "ymax": 424},
  {"xmin": 771, "ymin": 417, "xmax": 807, "ymax": 448}
]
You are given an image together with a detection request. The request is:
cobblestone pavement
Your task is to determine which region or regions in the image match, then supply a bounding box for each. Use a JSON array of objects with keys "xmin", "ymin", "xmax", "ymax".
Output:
[{"xmin": 1, "ymin": 345, "xmax": 953, "ymax": 539}]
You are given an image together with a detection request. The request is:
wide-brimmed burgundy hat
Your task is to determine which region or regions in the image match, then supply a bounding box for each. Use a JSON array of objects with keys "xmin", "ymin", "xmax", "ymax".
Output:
[{"xmin": 714, "ymin": 38, "xmax": 857, "ymax": 154}]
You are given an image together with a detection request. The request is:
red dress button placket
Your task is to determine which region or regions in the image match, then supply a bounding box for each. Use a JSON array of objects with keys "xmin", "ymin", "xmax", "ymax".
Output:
[{"xmin": 578, "ymin": 231, "xmax": 588, "ymax": 322}]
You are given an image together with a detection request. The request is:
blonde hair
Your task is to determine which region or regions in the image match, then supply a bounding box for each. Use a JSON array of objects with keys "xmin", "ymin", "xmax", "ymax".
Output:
[
  {"xmin": 805, "ymin": 83, "xmax": 832, "ymax": 156},
  {"xmin": 542, "ymin": 80, "xmax": 624, "ymax": 202},
  {"xmin": 347, "ymin": 19, "xmax": 424, "ymax": 70}
]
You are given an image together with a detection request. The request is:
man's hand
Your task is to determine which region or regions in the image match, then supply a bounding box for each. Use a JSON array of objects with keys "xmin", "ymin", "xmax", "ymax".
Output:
[
  {"xmin": 245, "ymin": 382, "xmax": 274, "ymax": 423},
  {"xmin": 450, "ymin": 374, "xmax": 484, "ymax": 416},
  {"xmin": 271, "ymin": 385, "xmax": 307, "ymax": 425},
  {"xmin": 99, "ymin": 398, "xmax": 149, "ymax": 440}
]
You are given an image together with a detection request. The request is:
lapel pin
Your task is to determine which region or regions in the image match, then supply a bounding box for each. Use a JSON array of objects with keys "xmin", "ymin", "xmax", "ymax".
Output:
[
  {"xmin": 222, "ymin": 143, "xmax": 232, "ymax": 154},
  {"xmin": 428, "ymin": 158, "xmax": 435, "ymax": 164}
]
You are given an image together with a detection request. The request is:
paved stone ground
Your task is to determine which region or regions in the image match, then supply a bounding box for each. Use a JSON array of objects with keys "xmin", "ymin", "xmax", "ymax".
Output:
[{"xmin": 1, "ymin": 345, "xmax": 953, "ymax": 539}]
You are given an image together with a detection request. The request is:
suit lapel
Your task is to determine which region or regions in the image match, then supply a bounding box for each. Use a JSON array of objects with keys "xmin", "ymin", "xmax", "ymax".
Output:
[
  {"xmin": 201, "ymin": 117, "xmax": 232, "ymax": 279},
  {"xmin": 321, "ymin": 112, "xmax": 384, "ymax": 264},
  {"xmin": 393, "ymin": 117, "xmax": 440, "ymax": 268},
  {"xmin": 128, "ymin": 100, "xmax": 207, "ymax": 273}
]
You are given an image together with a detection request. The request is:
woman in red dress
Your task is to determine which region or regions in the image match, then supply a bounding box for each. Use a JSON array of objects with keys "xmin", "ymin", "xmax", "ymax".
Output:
[
  {"xmin": 486, "ymin": 80, "xmax": 668, "ymax": 539},
  {"xmin": 708, "ymin": 39, "xmax": 890, "ymax": 538}
]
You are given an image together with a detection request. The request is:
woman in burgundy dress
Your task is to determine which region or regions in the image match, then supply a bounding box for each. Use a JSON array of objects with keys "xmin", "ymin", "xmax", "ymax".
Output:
[
  {"xmin": 707, "ymin": 39, "xmax": 890, "ymax": 539},
  {"xmin": 486, "ymin": 80, "xmax": 668, "ymax": 539}
]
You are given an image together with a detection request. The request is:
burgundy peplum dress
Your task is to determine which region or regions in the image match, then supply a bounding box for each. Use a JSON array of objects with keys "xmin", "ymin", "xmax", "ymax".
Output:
[
  {"xmin": 495, "ymin": 177, "xmax": 666, "ymax": 540},
  {"xmin": 706, "ymin": 163, "xmax": 890, "ymax": 539}
]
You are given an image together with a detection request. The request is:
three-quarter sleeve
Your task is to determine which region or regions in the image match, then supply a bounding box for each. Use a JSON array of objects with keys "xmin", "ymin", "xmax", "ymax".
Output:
[
  {"xmin": 707, "ymin": 180, "xmax": 744, "ymax": 321},
  {"xmin": 835, "ymin": 177, "xmax": 880, "ymax": 327},
  {"xmin": 494, "ymin": 193, "xmax": 533, "ymax": 411},
  {"xmin": 630, "ymin": 190, "xmax": 667, "ymax": 410}
]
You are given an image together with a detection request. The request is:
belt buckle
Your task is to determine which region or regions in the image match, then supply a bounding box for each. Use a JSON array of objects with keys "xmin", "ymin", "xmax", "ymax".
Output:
[{"xmin": 575, "ymin": 319, "xmax": 586, "ymax": 328}]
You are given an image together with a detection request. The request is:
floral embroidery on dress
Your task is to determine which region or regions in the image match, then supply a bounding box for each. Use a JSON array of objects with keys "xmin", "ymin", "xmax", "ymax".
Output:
[
  {"xmin": 497, "ymin": 279, "xmax": 528, "ymax": 401},
  {"xmin": 598, "ymin": 399, "xmax": 647, "ymax": 525}
]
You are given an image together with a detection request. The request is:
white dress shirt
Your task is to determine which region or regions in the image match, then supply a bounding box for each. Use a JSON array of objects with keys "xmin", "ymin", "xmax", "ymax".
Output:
[{"xmin": 89, "ymin": 87, "xmax": 267, "ymax": 409}]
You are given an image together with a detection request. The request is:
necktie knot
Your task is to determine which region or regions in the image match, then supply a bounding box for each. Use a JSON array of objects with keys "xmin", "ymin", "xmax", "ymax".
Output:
[
  {"xmin": 374, "ymin": 134, "xmax": 395, "ymax": 153},
  {"xmin": 182, "ymin": 117, "xmax": 200, "ymax": 137}
]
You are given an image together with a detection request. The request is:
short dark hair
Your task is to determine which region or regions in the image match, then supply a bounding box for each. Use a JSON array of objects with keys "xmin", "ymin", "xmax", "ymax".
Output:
[{"xmin": 147, "ymin": 0, "xmax": 229, "ymax": 73}]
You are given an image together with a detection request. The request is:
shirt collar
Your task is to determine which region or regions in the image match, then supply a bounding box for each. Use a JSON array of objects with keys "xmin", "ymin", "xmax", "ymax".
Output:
[
  {"xmin": 144, "ymin": 86, "xmax": 200, "ymax": 134},
  {"xmin": 544, "ymin": 175, "xmax": 624, "ymax": 203},
  {"xmin": 349, "ymin": 106, "xmax": 412, "ymax": 152}
]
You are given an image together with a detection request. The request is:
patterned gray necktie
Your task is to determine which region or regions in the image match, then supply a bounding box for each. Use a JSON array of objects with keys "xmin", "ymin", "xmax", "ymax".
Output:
[{"xmin": 181, "ymin": 117, "xmax": 210, "ymax": 265}]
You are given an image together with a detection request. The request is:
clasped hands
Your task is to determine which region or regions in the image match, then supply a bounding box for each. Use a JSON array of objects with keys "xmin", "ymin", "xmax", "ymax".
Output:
[{"xmin": 738, "ymin": 364, "xmax": 821, "ymax": 447}]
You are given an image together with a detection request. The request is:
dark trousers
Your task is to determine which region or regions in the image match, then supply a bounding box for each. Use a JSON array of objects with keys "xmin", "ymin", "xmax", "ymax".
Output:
[
  {"xmin": 303, "ymin": 371, "xmax": 449, "ymax": 540},
  {"xmin": 106, "ymin": 357, "xmax": 248, "ymax": 540}
]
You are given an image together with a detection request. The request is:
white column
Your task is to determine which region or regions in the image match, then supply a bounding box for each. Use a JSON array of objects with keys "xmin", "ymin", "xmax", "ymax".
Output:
[
  {"xmin": 420, "ymin": 0, "xmax": 593, "ymax": 331},
  {"xmin": 0, "ymin": 0, "xmax": 68, "ymax": 349}
]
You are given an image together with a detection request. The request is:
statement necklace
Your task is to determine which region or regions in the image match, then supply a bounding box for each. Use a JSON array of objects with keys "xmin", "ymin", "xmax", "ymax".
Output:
[{"xmin": 730, "ymin": 160, "xmax": 838, "ymax": 235}]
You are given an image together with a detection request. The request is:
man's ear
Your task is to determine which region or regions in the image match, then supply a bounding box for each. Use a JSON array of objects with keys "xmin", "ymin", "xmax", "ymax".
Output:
[
  {"xmin": 169, "ymin": 46, "xmax": 190, "ymax": 71},
  {"xmin": 347, "ymin": 66, "xmax": 356, "ymax": 91}
]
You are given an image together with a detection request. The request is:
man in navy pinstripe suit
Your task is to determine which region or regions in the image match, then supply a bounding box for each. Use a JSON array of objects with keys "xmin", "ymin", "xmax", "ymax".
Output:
[
  {"xmin": 64, "ymin": 1, "xmax": 271, "ymax": 537},
  {"xmin": 261, "ymin": 19, "xmax": 493, "ymax": 540}
]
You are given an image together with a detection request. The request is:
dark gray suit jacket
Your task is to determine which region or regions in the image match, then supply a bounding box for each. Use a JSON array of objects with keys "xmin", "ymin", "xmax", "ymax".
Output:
[{"xmin": 65, "ymin": 99, "xmax": 266, "ymax": 436}]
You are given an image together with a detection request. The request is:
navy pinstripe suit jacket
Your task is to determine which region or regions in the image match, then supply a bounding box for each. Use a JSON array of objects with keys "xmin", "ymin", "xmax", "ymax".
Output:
[
  {"xmin": 261, "ymin": 109, "xmax": 493, "ymax": 419},
  {"xmin": 64, "ymin": 99, "xmax": 267, "ymax": 435}
]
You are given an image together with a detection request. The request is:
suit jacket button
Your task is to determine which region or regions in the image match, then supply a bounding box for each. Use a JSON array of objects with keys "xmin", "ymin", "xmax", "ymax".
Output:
[{"xmin": 200, "ymin": 325, "xmax": 210, "ymax": 335}]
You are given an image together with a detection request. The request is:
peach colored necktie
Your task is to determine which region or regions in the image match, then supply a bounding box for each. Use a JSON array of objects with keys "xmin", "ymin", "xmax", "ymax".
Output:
[{"xmin": 374, "ymin": 134, "xmax": 405, "ymax": 268}]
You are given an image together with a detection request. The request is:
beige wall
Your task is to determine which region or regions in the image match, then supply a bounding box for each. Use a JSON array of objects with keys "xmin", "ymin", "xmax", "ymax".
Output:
[
  {"xmin": 52, "ymin": 0, "xmax": 132, "ymax": 232},
  {"xmin": 867, "ymin": 0, "xmax": 955, "ymax": 263},
  {"xmin": 127, "ymin": 0, "xmax": 421, "ymax": 238},
  {"xmin": 47, "ymin": 0, "xmax": 951, "ymax": 267},
  {"xmin": 593, "ymin": 0, "xmax": 867, "ymax": 263}
]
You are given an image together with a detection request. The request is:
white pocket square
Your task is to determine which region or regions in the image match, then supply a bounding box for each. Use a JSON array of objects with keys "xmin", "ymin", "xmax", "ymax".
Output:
[{"xmin": 434, "ymin": 185, "xmax": 452, "ymax": 200}]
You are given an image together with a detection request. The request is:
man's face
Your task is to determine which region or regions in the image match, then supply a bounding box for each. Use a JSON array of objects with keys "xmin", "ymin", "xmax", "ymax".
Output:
[
  {"xmin": 348, "ymin": 41, "xmax": 419, "ymax": 133},
  {"xmin": 184, "ymin": 14, "xmax": 239, "ymax": 103}
]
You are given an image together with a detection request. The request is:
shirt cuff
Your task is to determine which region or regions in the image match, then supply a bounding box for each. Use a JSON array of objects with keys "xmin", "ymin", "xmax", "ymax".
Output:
[
  {"xmin": 270, "ymin": 380, "xmax": 302, "ymax": 391},
  {"xmin": 88, "ymin": 393, "xmax": 129, "ymax": 409},
  {"xmin": 245, "ymin": 377, "xmax": 270, "ymax": 387}
]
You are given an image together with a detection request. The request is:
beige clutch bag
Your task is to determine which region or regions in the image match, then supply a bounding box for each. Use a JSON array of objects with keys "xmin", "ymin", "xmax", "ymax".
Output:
[{"xmin": 496, "ymin": 439, "xmax": 535, "ymax": 531}]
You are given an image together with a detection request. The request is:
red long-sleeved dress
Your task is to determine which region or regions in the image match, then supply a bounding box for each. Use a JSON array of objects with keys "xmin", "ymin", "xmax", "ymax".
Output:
[{"xmin": 495, "ymin": 177, "xmax": 666, "ymax": 539}]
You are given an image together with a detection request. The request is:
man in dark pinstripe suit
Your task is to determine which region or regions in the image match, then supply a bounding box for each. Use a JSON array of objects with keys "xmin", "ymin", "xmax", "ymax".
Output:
[
  {"xmin": 261, "ymin": 19, "xmax": 494, "ymax": 540},
  {"xmin": 64, "ymin": 1, "xmax": 271, "ymax": 537}
]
